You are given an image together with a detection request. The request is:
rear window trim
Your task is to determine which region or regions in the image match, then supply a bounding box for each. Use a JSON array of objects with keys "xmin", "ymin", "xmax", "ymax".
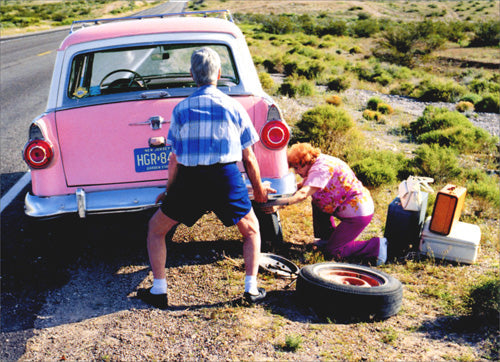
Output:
[{"xmin": 62, "ymin": 40, "xmax": 241, "ymax": 107}]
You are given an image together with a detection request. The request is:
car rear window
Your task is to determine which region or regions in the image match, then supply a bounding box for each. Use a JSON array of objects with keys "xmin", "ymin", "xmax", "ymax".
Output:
[{"xmin": 68, "ymin": 44, "xmax": 239, "ymax": 99}]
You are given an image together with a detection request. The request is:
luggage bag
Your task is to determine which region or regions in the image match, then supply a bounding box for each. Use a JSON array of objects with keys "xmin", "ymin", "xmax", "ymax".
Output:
[
  {"xmin": 384, "ymin": 194, "xmax": 428, "ymax": 259},
  {"xmin": 429, "ymin": 184, "xmax": 466, "ymax": 235}
]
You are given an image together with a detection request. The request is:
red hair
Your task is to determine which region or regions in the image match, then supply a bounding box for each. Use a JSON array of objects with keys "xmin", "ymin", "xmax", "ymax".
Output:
[{"xmin": 287, "ymin": 143, "xmax": 321, "ymax": 167}]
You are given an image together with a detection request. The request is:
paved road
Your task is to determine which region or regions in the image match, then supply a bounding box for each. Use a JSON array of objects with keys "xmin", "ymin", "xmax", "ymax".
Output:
[{"xmin": 0, "ymin": 1, "xmax": 187, "ymax": 360}]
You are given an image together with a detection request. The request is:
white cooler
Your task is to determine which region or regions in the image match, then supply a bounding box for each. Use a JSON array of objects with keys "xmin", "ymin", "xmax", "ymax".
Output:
[{"xmin": 420, "ymin": 217, "xmax": 481, "ymax": 264}]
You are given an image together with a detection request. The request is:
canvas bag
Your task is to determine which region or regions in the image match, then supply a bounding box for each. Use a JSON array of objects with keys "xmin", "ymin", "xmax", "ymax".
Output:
[{"xmin": 398, "ymin": 176, "xmax": 434, "ymax": 211}]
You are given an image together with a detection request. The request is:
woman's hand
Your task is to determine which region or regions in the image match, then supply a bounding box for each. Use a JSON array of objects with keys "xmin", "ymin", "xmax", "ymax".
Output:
[{"xmin": 155, "ymin": 192, "xmax": 167, "ymax": 205}]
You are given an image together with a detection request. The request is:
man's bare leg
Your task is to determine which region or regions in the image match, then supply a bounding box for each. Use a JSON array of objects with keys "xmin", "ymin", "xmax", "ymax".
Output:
[{"xmin": 236, "ymin": 208, "xmax": 265, "ymax": 301}]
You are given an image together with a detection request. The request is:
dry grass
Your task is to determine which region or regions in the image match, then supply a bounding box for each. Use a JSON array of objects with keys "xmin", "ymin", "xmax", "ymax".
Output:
[{"xmin": 206, "ymin": 0, "xmax": 500, "ymax": 22}]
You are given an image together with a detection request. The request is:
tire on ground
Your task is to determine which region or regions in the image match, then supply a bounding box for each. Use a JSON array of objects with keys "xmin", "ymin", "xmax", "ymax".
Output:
[{"xmin": 296, "ymin": 262, "xmax": 403, "ymax": 322}]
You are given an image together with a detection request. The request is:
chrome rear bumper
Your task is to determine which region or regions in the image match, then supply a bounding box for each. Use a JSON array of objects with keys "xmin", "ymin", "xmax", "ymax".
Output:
[{"xmin": 25, "ymin": 173, "xmax": 297, "ymax": 218}]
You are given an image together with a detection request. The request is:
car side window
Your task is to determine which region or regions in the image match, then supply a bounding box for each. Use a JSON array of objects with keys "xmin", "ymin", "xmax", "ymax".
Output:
[{"xmin": 68, "ymin": 44, "xmax": 239, "ymax": 99}]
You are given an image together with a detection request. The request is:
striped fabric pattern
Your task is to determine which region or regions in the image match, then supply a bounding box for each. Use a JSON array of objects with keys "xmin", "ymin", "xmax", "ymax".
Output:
[{"xmin": 167, "ymin": 85, "xmax": 259, "ymax": 166}]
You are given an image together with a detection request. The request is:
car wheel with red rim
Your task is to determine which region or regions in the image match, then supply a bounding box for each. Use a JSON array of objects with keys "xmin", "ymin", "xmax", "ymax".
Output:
[{"xmin": 296, "ymin": 262, "xmax": 403, "ymax": 322}]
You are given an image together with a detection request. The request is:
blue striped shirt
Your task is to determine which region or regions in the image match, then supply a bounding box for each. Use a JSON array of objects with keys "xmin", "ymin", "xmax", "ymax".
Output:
[{"xmin": 167, "ymin": 85, "xmax": 259, "ymax": 166}]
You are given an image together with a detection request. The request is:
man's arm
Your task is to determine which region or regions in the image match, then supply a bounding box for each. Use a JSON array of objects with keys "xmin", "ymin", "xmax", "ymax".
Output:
[{"xmin": 242, "ymin": 147, "xmax": 274, "ymax": 203}]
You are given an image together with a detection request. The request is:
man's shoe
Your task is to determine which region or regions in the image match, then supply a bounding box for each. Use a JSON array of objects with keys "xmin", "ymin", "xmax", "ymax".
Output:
[
  {"xmin": 137, "ymin": 288, "xmax": 168, "ymax": 310},
  {"xmin": 243, "ymin": 287, "xmax": 266, "ymax": 304}
]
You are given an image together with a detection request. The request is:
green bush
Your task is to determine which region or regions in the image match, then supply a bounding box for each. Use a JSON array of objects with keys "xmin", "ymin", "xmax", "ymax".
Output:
[
  {"xmin": 409, "ymin": 106, "xmax": 471, "ymax": 137},
  {"xmin": 464, "ymin": 169, "xmax": 500, "ymax": 207},
  {"xmin": 416, "ymin": 126, "xmax": 496, "ymax": 153},
  {"xmin": 258, "ymin": 72, "xmax": 275, "ymax": 93},
  {"xmin": 469, "ymin": 20, "xmax": 500, "ymax": 47},
  {"xmin": 350, "ymin": 150, "xmax": 409, "ymax": 187},
  {"xmin": 411, "ymin": 144, "xmax": 461, "ymax": 182},
  {"xmin": 455, "ymin": 101, "xmax": 474, "ymax": 113},
  {"xmin": 469, "ymin": 79, "xmax": 500, "ymax": 94},
  {"xmin": 460, "ymin": 93, "xmax": 483, "ymax": 105},
  {"xmin": 475, "ymin": 93, "xmax": 500, "ymax": 113},
  {"xmin": 292, "ymin": 105, "xmax": 359, "ymax": 155},
  {"xmin": 278, "ymin": 77, "xmax": 316, "ymax": 98},
  {"xmin": 377, "ymin": 103, "xmax": 394, "ymax": 115},
  {"xmin": 362, "ymin": 109, "xmax": 385, "ymax": 123},
  {"xmin": 367, "ymin": 97, "xmax": 383, "ymax": 111},
  {"xmin": 416, "ymin": 78, "xmax": 467, "ymax": 102},
  {"xmin": 463, "ymin": 276, "xmax": 500, "ymax": 325},
  {"xmin": 373, "ymin": 21, "xmax": 446, "ymax": 67},
  {"xmin": 409, "ymin": 106, "xmax": 499, "ymax": 152},
  {"xmin": 326, "ymin": 75, "xmax": 351, "ymax": 92},
  {"xmin": 349, "ymin": 19, "xmax": 380, "ymax": 38}
]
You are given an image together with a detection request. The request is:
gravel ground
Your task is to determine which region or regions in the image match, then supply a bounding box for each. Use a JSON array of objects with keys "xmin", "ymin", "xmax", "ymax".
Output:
[{"xmin": 4, "ymin": 89, "xmax": 499, "ymax": 361}]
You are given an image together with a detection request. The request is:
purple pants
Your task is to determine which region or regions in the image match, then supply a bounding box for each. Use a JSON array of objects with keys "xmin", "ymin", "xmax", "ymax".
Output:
[{"xmin": 312, "ymin": 203, "xmax": 380, "ymax": 260}]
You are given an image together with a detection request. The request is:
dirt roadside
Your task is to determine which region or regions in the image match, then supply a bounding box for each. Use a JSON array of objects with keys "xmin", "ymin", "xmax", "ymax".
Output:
[{"xmin": 2, "ymin": 91, "xmax": 498, "ymax": 361}]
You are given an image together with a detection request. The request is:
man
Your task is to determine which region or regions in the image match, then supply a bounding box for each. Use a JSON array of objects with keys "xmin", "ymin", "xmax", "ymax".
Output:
[{"xmin": 137, "ymin": 47, "xmax": 273, "ymax": 309}]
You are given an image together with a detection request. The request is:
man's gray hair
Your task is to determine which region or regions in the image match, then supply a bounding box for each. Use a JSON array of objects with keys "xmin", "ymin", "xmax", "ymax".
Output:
[{"xmin": 191, "ymin": 47, "xmax": 221, "ymax": 86}]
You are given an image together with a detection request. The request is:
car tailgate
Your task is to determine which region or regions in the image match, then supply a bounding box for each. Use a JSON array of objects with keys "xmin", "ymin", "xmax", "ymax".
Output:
[{"xmin": 55, "ymin": 100, "xmax": 178, "ymax": 187}]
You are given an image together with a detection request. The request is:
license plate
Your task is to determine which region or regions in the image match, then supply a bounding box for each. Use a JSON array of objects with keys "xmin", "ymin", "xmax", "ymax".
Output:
[{"xmin": 134, "ymin": 146, "xmax": 171, "ymax": 173}]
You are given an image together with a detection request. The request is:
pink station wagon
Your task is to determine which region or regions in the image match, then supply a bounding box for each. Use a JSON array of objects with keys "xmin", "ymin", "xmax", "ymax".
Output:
[{"xmin": 23, "ymin": 10, "xmax": 296, "ymax": 246}]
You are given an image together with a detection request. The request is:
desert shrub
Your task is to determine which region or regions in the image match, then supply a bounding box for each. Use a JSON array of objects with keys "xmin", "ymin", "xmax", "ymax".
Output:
[
  {"xmin": 318, "ymin": 18, "xmax": 347, "ymax": 36},
  {"xmin": 349, "ymin": 18, "xmax": 380, "ymax": 38},
  {"xmin": 325, "ymin": 95, "xmax": 342, "ymax": 106},
  {"xmin": 416, "ymin": 126, "xmax": 496, "ymax": 153},
  {"xmin": 463, "ymin": 276, "xmax": 500, "ymax": 325},
  {"xmin": 367, "ymin": 97, "xmax": 383, "ymax": 111},
  {"xmin": 326, "ymin": 75, "xmax": 351, "ymax": 92},
  {"xmin": 455, "ymin": 101, "xmax": 474, "ymax": 113},
  {"xmin": 377, "ymin": 103, "xmax": 394, "ymax": 115},
  {"xmin": 258, "ymin": 72, "xmax": 275, "ymax": 93},
  {"xmin": 469, "ymin": 20, "xmax": 500, "ymax": 47},
  {"xmin": 460, "ymin": 93, "xmax": 482, "ymax": 105},
  {"xmin": 278, "ymin": 79, "xmax": 298, "ymax": 98},
  {"xmin": 411, "ymin": 144, "xmax": 461, "ymax": 182},
  {"xmin": 292, "ymin": 105, "xmax": 360, "ymax": 155},
  {"xmin": 373, "ymin": 21, "xmax": 446, "ymax": 67},
  {"xmin": 463, "ymin": 169, "xmax": 500, "ymax": 207},
  {"xmin": 408, "ymin": 106, "xmax": 499, "ymax": 153},
  {"xmin": 278, "ymin": 76, "xmax": 316, "ymax": 98},
  {"xmin": 416, "ymin": 78, "xmax": 467, "ymax": 102},
  {"xmin": 350, "ymin": 150, "xmax": 409, "ymax": 187},
  {"xmin": 283, "ymin": 60, "xmax": 299, "ymax": 77},
  {"xmin": 390, "ymin": 82, "xmax": 416, "ymax": 97},
  {"xmin": 298, "ymin": 59, "xmax": 327, "ymax": 80},
  {"xmin": 475, "ymin": 93, "xmax": 500, "ymax": 113},
  {"xmin": 261, "ymin": 14, "xmax": 297, "ymax": 34},
  {"xmin": 349, "ymin": 46, "xmax": 363, "ymax": 54},
  {"xmin": 469, "ymin": 79, "xmax": 500, "ymax": 94},
  {"xmin": 409, "ymin": 106, "xmax": 470, "ymax": 137},
  {"xmin": 362, "ymin": 110, "xmax": 385, "ymax": 123},
  {"xmin": 297, "ymin": 79, "xmax": 316, "ymax": 96}
]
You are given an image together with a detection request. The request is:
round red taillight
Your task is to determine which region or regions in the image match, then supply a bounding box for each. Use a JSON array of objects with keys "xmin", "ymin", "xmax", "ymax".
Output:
[
  {"xmin": 23, "ymin": 139, "xmax": 53, "ymax": 169},
  {"xmin": 260, "ymin": 120, "xmax": 290, "ymax": 150}
]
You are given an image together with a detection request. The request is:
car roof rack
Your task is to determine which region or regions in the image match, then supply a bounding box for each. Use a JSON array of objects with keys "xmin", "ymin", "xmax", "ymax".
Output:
[{"xmin": 70, "ymin": 9, "xmax": 233, "ymax": 33}]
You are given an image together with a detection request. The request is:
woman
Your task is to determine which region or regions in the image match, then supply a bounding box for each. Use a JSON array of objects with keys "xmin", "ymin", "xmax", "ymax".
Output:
[{"xmin": 282, "ymin": 143, "xmax": 387, "ymax": 265}]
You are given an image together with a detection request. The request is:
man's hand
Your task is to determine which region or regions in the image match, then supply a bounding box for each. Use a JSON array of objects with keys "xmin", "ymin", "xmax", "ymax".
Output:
[{"xmin": 253, "ymin": 182, "xmax": 276, "ymax": 204}]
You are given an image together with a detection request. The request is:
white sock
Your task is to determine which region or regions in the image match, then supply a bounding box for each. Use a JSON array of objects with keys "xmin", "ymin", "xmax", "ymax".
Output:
[
  {"xmin": 244, "ymin": 275, "xmax": 259, "ymax": 295},
  {"xmin": 377, "ymin": 237, "xmax": 388, "ymax": 265},
  {"xmin": 151, "ymin": 278, "xmax": 167, "ymax": 295}
]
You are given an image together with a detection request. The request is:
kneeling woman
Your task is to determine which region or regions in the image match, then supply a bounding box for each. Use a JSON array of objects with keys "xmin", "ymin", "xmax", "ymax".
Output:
[{"xmin": 285, "ymin": 143, "xmax": 386, "ymax": 265}]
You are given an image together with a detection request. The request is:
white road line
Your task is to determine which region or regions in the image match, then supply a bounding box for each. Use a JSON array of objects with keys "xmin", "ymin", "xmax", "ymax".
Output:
[{"xmin": 1, "ymin": 171, "xmax": 31, "ymax": 213}]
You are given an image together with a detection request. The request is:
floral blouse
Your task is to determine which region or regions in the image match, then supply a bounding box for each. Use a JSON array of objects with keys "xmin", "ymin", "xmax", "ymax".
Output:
[{"xmin": 303, "ymin": 154, "xmax": 374, "ymax": 218}]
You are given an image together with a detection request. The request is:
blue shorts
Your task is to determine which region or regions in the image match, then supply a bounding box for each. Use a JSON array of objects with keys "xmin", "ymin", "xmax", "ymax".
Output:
[{"xmin": 160, "ymin": 162, "xmax": 252, "ymax": 227}]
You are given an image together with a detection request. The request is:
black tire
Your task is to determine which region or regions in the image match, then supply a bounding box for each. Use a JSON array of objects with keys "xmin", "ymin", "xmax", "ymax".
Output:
[
  {"xmin": 296, "ymin": 262, "xmax": 403, "ymax": 322},
  {"xmin": 253, "ymin": 204, "xmax": 284, "ymax": 252}
]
